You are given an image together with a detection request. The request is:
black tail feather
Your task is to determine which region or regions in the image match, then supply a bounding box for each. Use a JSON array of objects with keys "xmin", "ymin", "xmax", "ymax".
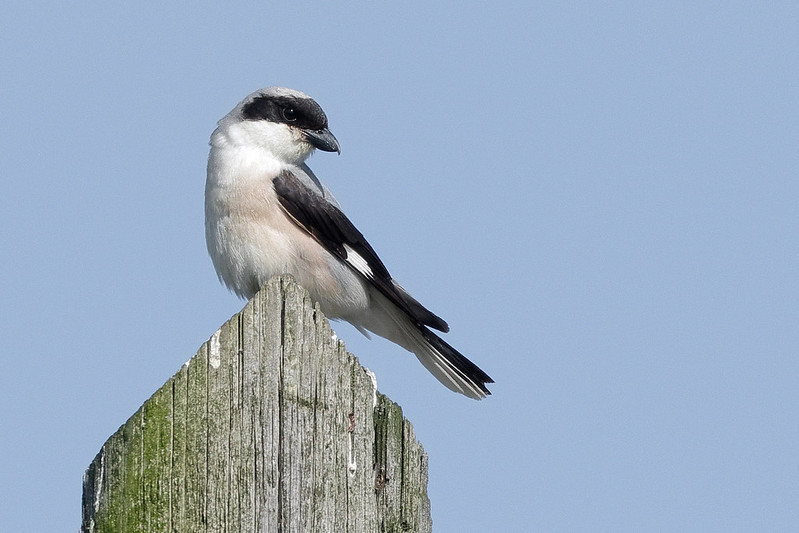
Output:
[{"xmin": 420, "ymin": 327, "xmax": 494, "ymax": 397}]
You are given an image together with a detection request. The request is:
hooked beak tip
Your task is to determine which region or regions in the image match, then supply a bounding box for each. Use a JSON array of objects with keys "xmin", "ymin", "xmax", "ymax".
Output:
[{"xmin": 305, "ymin": 128, "xmax": 340, "ymax": 154}]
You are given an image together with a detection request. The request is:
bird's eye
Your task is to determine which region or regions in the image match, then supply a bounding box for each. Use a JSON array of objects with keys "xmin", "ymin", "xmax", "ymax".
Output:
[{"xmin": 282, "ymin": 107, "xmax": 297, "ymax": 122}]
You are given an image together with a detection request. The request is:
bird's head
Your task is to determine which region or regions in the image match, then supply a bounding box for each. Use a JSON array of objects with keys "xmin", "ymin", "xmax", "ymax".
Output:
[{"xmin": 215, "ymin": 87, "xmax": 340, "ymax": 165}]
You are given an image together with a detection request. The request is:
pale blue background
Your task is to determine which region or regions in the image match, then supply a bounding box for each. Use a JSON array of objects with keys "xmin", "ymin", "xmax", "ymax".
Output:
[{"xmin": 2, "ymin": 2, "xmax": 798, "ymax": 531}]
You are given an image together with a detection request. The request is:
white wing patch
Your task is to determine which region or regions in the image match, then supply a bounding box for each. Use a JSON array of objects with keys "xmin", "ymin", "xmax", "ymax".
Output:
[{"xmin": 343, "ymin": 244, "xmax": 373, "ymax": 279}]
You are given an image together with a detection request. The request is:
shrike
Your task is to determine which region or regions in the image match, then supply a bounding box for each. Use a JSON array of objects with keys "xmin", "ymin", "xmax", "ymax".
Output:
[{"xmin": 205, "ymin": 87, "xmax": 493, "ymax": 399}]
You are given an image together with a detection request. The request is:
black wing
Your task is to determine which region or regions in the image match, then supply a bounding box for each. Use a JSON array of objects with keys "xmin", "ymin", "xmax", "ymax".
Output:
[{"xmin": 273, "ymin": 169, "xmax": 449, "ymax": 333}]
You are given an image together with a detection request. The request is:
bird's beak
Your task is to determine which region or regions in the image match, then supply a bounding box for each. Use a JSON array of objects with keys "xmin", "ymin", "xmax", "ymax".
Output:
[{"xmin": 304, "ymin": 128, "xmax": 341, "ymax": 154}]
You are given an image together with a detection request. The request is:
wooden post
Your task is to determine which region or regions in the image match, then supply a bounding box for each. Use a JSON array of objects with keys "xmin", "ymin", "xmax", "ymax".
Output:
[{"xmin": 81, "ymin": 275, "xmax": 432, "ymax": 532}]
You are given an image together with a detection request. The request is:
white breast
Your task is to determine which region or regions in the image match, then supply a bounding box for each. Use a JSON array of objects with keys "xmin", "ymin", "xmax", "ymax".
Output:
[{"xmin": 205, "ymin": 143, "xmax": 370, "ymax": 318}]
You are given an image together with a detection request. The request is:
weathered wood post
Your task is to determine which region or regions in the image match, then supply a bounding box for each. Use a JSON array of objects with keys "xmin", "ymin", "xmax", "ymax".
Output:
[{"xmin": 81, "ymin": 275, "xmax": 432, "ymax": 532}]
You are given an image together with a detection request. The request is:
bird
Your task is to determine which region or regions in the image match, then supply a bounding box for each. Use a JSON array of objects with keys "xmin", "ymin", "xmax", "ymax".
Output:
[{"xmin": 205, "ymin": 87, "xmax": 493, "ymax": 399}]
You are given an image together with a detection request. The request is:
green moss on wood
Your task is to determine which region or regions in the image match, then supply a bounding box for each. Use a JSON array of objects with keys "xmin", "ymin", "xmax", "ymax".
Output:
[{"xmin": 81, "ymin": 276, "xmax": 431, "ymax": 533}]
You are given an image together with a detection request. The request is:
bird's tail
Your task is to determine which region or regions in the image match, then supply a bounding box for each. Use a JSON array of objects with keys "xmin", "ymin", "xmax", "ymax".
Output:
[
  {"xmin": 408, "ymin": 324, "xmax": 493, "ymax": 399},
  {"xmin": 369, "ymin": 297, "xmax": 493, "ymax": 399}
]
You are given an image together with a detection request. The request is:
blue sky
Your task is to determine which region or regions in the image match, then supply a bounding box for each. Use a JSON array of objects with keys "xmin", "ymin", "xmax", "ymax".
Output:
[{"xmin": 2, "ymin": 2, "xmax": 798, "ymax": 531}]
